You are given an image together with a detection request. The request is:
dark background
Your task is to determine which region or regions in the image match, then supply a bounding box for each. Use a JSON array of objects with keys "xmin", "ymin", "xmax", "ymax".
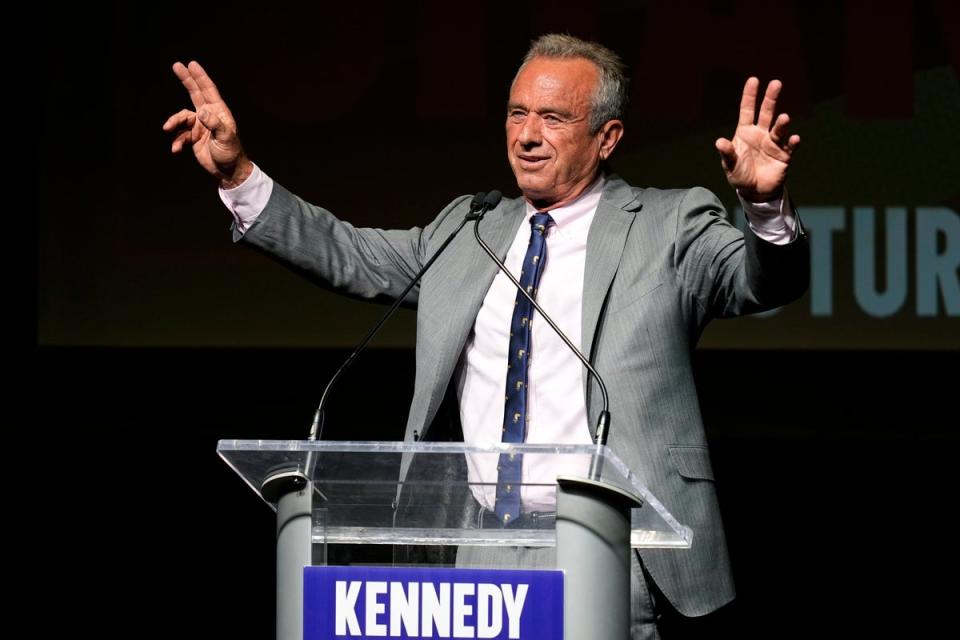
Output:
[{"xmin": 16, "ymin": 1, "xmax": 959, "ymax": 638}]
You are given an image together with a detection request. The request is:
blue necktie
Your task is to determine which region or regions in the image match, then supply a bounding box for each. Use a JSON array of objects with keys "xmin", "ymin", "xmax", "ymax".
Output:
[{"xmin": 494, "ymin": 212, "xmax": 554, "ymax": 525}]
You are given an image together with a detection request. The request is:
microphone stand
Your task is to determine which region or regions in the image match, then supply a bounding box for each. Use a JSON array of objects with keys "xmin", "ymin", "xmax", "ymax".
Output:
[
  {"xmin": 471, "ymin": 198, "xmax": 644, "ymax": 634},
  {"xmin": 470, "ymin": 205, "xmax": 611, "ymax": 481},
  {"xmin": 298, "ymin": 193, "xmax": 493, "ymax": 493}
]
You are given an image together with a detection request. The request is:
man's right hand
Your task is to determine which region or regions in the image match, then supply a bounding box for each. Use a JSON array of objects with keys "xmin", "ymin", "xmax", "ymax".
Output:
[{"xmin": 163, "ymin": 61, "xmax": 253, "ymax": 189}]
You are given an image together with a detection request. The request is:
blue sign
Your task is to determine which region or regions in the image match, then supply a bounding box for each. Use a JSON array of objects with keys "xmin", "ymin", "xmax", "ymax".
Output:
[{"xmin": 304, "ymin": 565, "xmax": 563, "ymax": 639}]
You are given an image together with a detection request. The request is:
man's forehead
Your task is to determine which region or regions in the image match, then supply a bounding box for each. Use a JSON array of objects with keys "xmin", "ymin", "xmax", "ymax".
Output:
[
  {"xmin": 515, "ymin": 56, "xmax": 598, "ymax": 82},
  {"xmin": 510, "ymin": 57, "xmax": 597, "ymax": 102}
]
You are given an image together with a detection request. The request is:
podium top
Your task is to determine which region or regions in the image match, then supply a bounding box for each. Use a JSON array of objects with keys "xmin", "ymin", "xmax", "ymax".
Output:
[{"xmin": 217, "ymin": 440, "xmax": 691, "ymax": 549}]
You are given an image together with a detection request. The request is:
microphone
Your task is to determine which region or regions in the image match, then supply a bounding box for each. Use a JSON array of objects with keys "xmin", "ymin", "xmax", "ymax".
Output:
[
  {"xmin": 470, "ymin": 194, "xmax": 612, "ymax": 479},
  {"xmin": 307, "ymin": 191, "xmax": 494, "ymax": 441},
  {"xmin": 261, "ymin": 192, "xmax": 495, "ymax": 505}
]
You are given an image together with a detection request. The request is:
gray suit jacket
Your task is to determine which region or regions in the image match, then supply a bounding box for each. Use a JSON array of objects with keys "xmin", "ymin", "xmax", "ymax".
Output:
[{"xmin": 238, "ymin": 174, "xmax": 809, "ymax": 617}]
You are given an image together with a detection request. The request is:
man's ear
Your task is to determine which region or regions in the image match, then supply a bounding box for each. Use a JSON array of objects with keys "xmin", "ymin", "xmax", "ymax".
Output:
[{"xmin": 597, "ymin": 120, "xmax": 624, "ymax": 161}]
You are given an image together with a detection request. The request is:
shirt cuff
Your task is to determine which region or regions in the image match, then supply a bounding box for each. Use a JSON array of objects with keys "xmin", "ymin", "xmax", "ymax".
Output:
[
  {"xmin": 218, "ymin": 163, "xmax": 274, "ymax": 235},
  {"xmin": 737, "ymin": 189, "xmax": 798, "ymax": 245}
]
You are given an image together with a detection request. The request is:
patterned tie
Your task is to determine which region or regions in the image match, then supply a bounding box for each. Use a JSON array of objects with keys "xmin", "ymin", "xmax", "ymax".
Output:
[{"xmin": 494, "ymin": 212, "xmax": 554, "ymax": 525}]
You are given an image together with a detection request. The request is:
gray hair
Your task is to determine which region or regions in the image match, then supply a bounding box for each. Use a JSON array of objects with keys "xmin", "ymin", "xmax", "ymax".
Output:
[{"xmin": 514, "ymin": 33, "xmax": 629, "ymax": 133}]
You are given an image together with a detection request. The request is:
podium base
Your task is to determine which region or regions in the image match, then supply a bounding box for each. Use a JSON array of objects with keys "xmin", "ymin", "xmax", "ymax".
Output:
[{"xmin": 556, "ymin": 475, "xmax": 642, "ymax": 640}]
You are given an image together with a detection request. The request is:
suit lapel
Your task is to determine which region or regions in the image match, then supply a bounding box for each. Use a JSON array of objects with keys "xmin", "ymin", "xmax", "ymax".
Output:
[
  {"xmin": 581, "ymin": 176, "xmax": 642, "ymax": 361},
  {"xmin": 417, "ymin": 179, "xmax": 640, "ymax": 437},
  {"xmin": 449, "ymin": 198, "xmax": 527, "ymax": 352},
  {"xmin": 419, "ymin": 198, "xmax": 526, "ymax": 438}
]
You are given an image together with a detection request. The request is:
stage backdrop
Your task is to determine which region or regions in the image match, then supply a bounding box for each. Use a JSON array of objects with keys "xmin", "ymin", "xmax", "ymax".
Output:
[{"xmin": 37, "ymin": 1, "xmax": 958, "ymax": 350}]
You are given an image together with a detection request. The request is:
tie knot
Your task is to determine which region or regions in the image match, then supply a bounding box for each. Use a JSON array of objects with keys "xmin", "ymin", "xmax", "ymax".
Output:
[{"xmin": 530, "ymin": 212, "xmax": 554, "ymax": 235}]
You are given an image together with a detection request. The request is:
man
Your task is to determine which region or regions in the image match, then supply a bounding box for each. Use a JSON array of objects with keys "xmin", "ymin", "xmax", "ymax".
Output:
[{"xmin": 165, "ymin": 34, "xmax": 807, "ymax": 638}]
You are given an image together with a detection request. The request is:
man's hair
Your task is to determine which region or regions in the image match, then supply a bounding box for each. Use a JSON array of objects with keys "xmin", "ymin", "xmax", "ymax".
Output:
[{"xmin": 514, "ymin": 33, "xmax": 629, "ymax": 134}]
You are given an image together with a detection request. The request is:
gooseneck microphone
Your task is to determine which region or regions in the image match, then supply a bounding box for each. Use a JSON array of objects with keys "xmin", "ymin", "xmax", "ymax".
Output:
[
  {"xmin": 307, "ymin": 192, "xmax": 494, "ymax": 441},
  {"xmin": 263, "ymin": 193, "xmax": 494, "ymax": 504},
  {"xmin": 470, "ymin": 192, "xmax": 612, "ymax": 479}
]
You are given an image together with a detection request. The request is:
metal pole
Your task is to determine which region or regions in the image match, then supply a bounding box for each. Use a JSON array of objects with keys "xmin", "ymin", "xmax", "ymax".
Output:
[
  {"xmin": 270, "ymin": 474, "xmax": 312, "ymax": 640},
  {"xmin": 556, "ymin": 476, "xmax": 641, "ymax": 640}
]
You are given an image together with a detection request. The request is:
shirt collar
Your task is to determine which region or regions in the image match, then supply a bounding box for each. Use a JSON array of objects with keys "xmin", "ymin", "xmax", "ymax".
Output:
[{"xmin": 524, "ymin": 175, "xmax": 605, "ymax": 234}]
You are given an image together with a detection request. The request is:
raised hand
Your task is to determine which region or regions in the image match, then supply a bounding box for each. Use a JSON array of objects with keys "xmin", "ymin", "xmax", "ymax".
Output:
[
  {"xmin": 163, "ymin": 61, "xmax": 252, "ymax": 188},
  {"xmin": 715, "ymin": 77, "xmax": 800, "ymax": 202}
]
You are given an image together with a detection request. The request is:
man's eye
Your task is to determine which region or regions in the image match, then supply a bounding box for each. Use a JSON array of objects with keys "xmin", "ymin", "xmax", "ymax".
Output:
[
  {"xmin": 544, "ymin": 114, "xmax": 562, "ymax": 124},
  {"xmin": 509, "ymin": 111, "xmax": 527, "ymax": 121}
]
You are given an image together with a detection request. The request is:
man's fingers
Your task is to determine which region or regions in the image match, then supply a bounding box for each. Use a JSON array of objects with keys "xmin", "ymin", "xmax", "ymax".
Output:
[
  {"xmin": 715, "ymin": 138, "xmax": 736, "ymax": 171},
  {"xmin": 171, "ymin": 61, "xmax": 189, "ymax": 85},
  {"xmin": 196, "ymin": 107, "xmax": 232, "ymax": 143},
  {"xmin": 771, "ymin": 110, "xmax": 801, "ymax": 154},
  {"xmin": 196, "ymin": 107, "xmax": 218, "ymax": 130},
  {"xmin": 784, "ymin": 134, "xmax": 801, "ymax": 154},
  {"xmin": 738, "ymin": 77, "xmax": 760, "ymax": 126},
  {"xmin": 173, "ymin": 61, "xmax": 206, "ymax": 110},
  {"xmin": 715, "ymin": 137, "xmax": 734, "ymax": 154},
  {"xmin": 770, "ymin": 112, "xmax": 791, "ymax": 144},
  {"xmin": 171, "ymin": 130, "xmax": 192, "ymax": 153},
  {"xmin": 757, "ymin": 79, "xmax": 783, "ymax": 130},
  {"xmin": 188, "ymin": 61, "xmax": 227, "ymax": 107},
  {"xmin": 162, "ymin": 108, "xmax": 196, "ymax": 132}
]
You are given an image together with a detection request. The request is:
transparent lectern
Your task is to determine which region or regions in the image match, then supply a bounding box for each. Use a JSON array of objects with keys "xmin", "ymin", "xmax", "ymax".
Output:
[{"xmin": 218, "ymin": 440, "xmax": 691, "ymax": 640}]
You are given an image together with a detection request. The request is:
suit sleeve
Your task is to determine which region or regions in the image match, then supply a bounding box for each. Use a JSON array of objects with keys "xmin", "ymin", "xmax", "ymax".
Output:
[
  {"xmin": 673, "ymin": 186, "xmax": 809, "ymax": 321},
  {"xmin": 235, "ymin": 181, "xmax": 471, "ymax": 307}
]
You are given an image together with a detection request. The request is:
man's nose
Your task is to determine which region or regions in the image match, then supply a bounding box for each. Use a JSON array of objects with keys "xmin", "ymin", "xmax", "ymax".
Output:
[{"xmin": 518, "ymin": 114, "xmax": 542, "ymax": 147}]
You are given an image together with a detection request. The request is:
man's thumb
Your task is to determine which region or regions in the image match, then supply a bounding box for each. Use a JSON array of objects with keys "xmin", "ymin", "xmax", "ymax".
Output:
[{"xmin": 197, "ymin": 108, "xmax": 227, "ymax": 141}]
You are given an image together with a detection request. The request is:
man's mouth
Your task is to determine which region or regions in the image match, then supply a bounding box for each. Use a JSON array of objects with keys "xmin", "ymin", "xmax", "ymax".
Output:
[{"xmin": 517, "ymin": 154, "xmax": 550, "ymax": 169}]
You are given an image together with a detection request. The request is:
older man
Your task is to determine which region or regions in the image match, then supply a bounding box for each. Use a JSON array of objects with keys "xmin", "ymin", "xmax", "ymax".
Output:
[{"xmin": 166, "ymin": 34, "xmax": 807, "ymax": 638}]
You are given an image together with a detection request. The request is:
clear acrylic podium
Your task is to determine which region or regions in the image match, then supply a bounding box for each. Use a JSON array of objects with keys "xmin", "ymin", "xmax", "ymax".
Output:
[{"xmin": 218, "ymin": 440, "xmax": 692, "ymax": 640}]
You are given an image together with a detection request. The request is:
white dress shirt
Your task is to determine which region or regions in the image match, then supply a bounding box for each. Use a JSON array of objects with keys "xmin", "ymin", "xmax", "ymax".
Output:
[{"xmin": 456, "ymin": 177, "xmax": 604, "ymax": 511}]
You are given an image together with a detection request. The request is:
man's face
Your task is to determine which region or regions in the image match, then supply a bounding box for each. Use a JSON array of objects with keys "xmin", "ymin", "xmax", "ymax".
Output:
[{"xmin": 506, "ymin": 57, "xmax": 619, "ymax": 209}]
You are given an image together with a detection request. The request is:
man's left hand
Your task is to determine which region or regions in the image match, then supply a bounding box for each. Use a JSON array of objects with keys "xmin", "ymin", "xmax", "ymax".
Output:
[{"xmin": 715, "ymin": 77, "xmax": 800, "ymax": 202}]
